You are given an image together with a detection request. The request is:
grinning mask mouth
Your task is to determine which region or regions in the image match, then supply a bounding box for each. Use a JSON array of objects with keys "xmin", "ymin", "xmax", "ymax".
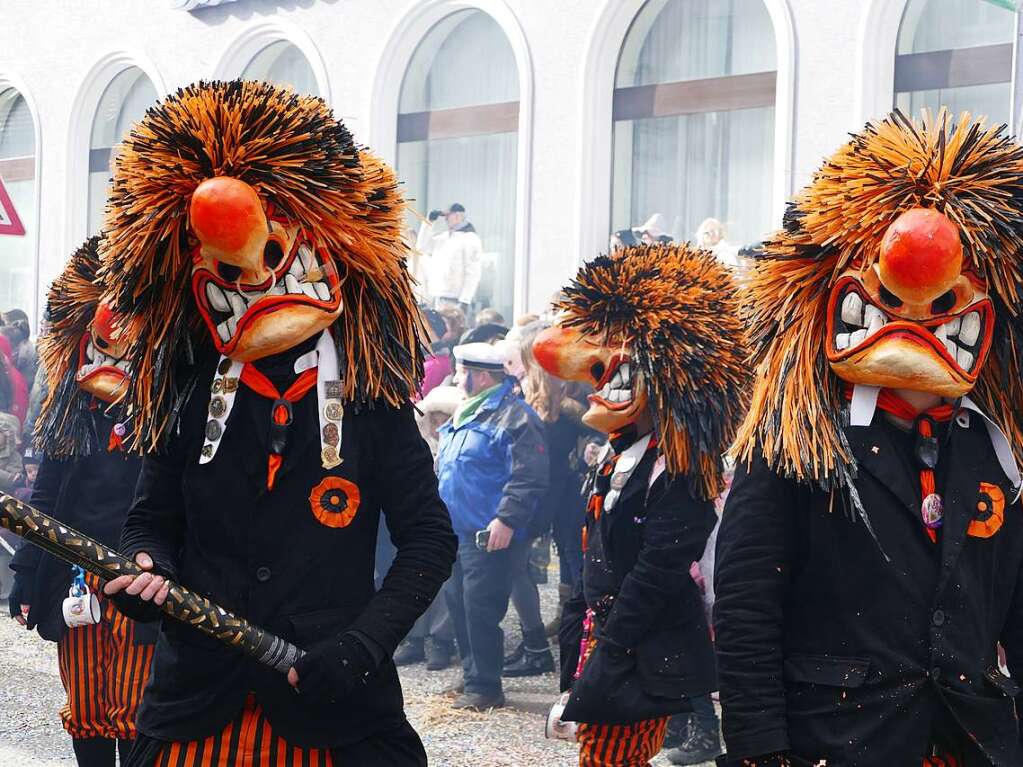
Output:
[
  {"xmin": 189, "ymin": 176, "xmax": 343, "ymax": 361},
  {"xmin": 532, "ymin": 325, "xmax": 650, "ymax": 435},
  {"xmin": 826, "ymin": 207, "xmax": 994, "ymax": 397},
  {"xmin": 76, "ymin": 302, "xmax": 131, "ymax": 403}
]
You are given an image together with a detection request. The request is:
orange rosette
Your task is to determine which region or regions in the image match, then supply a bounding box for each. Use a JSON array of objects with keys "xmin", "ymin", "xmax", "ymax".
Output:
[{"xmin": 309, "ymin": 476, "xmax": 361, "ymax": 529}]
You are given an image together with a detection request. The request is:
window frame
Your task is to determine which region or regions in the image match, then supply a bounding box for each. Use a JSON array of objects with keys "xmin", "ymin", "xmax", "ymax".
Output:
[
  {"xmin": 577, "ymin": 0, "xmax": 794, "ymax": 271},
  {"xmin": 371, "ymin": 0, "xmax": 534, "ymax": 317},
  {"xmin": 0, "ymin": 75, "xmax": 41, "ymax": 329}
]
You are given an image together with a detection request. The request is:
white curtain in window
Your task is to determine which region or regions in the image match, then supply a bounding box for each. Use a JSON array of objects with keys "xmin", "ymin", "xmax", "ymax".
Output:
[
  {"xmin": 242, "ymin": 41, "xmax": 319, "ymax": 98},
  {"xmin": 398, "ymin": 10, "xmax": 519, "ymax": 321},
  {"xmin": 612, "ymin": 0, "xmax": 777, "ymax": 249},
  {"xmin": 896, "ymin": 0, "xmax": 1014, "ymax": 125},
  {"xmin": 88, "ymin": 68, "xmax": 157, "ymax": 236},
  {"xmin": 0, "ymin": 88, "xmax": 35, "ymax": 319}
]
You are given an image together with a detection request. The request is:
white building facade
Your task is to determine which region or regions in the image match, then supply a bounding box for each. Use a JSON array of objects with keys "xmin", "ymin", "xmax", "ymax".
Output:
[{"xmin": 0, "ymin": 0, "xmax": 1019, "ymax": 327}]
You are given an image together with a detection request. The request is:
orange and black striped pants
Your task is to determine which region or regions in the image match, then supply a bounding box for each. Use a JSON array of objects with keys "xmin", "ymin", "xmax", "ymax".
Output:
[
  {"xmin": 576, "ymin": 717, "xmax": 670, "ymax": 767},
  {"xmin": 154, "ymin": 695, "xmax": 334, "ymax": 767},
  {"xmin": 572, "ymin": 623, "xmax": 670, "ymax": 767},
  {"xmin": 57, "ymin": 589, "xmax": 154, "ymax": 740}
]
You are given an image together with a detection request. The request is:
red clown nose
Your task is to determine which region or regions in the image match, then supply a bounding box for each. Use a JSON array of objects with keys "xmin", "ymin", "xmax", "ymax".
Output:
[
  {"xmin": 879, "ymin": 208, "xmax": 963, "ymax": 305},
  {"xmin": 189, "ymin": 177, "xmax": 266, "ymax": 257},
  {"xmin": 92, "ymin": 301, "xmax": 122, "ymax": 344}
]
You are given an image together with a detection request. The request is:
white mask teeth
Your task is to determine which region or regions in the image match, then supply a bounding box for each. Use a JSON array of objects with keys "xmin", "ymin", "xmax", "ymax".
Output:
[
  {"xmin": 944, "ymin": 338, "xmax": 957, "ymax": 359},
  {"xmin": 216, "ymin": 321, "xmax": 232, "ymax": 343},
  {"xmin": 841, "ymin": 293, "xmax": 864, "ymax": 326},
  {"xmin": 959, "ymin": 311, "xmax": 981, "ymax": 346},
  {"xmin": 206, "ymin": 283, "xmax": 231, "ymax": 313},
  {"xmin": 313, "ymin": 282, "xmax": 331, "ymax": 301},
  {"xmin": 957, "ymin": 347, "xmax": 975, "ymax": 371},
  {"xmin": 226, "ymin": 291, "xmax": 247, "ymax": 318},
  {"xmin": 849, "ymin": 329, "xmax": 866, "ymax": 347},
  {"xmin": 285, "ymin": 274, "xmax": 302, "ymax": 295},
  {"xmin": 835, "ymin": 332, "xmax": 850, "ymax": 350}
]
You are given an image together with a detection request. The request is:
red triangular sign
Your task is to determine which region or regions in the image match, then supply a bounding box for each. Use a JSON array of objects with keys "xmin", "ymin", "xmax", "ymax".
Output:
[{"xmin": 0, "ymin": 175, "xmax": 25, "ymax": 237}]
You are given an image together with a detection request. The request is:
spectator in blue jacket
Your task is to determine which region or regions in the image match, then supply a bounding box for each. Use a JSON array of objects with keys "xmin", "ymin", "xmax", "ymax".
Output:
[{"xmin": 438, "ymin": 341, "xmax": 549, "ymax": 710}]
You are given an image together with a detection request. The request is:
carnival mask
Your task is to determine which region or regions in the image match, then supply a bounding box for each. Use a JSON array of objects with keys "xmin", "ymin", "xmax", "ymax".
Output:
[
  {"xmin": 189, "ymin": 177, "xmax": 344, "ymax": 361},
  {"xmin": 533, "ymin": 325, "xmax": 651, "ymax": 435},
  {"xmin": 826, "ymin": 208, "xmax": 994, "ymax": 397},
  {"xmin": 76, "ymin": 301, "xmax": 130, "ymax": 403}
]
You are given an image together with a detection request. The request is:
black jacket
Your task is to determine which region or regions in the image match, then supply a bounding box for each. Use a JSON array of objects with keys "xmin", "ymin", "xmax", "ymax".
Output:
[
  {"xmin": 715, "ymin": 411, "xmax": 1023, "ymax": 766},
  {"xmin": 559, "ymin": 440, "xmax": 718, "ymax": 723},
  {"xmin": 118, "ymin": 349, "xmax": 457, "ymax": 748},
  {"xmin": 9, "ymin": 411, "xmax": 147, "ymax": 643}
]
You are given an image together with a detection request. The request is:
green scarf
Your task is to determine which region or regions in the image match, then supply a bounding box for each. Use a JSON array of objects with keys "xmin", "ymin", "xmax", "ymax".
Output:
[{"xmin": 453, "ymin": 384, "xmax": 501, "ymax": 428}]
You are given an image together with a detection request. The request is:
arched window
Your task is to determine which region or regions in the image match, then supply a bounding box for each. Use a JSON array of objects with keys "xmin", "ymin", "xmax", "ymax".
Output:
[
  {"xmin": 0, "ymin": 87, "xmax": 36, "ymax": 318},
  {"xmin": 398, "ymin": 9, "xmax": 519, "ymax": 322},
  {"xmin": 241, "ymin": 41, "xmax": 320, "ymax": 97},
  {"xmin": 88, "ymin": 67, "xmax": 156, "ymax": 236},
  {"xmin": 895, "ymin": 0, "xmax": 1014, "ymax": 125},
  {"xmin": 612, "ymin": 0, "xmax": 777, "ymax": 249}
]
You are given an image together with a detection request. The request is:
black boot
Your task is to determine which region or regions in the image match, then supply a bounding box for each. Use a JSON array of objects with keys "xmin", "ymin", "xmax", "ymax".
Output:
[
  {"xmin": 72, "ymin": 737, "xmax": 116, "ymax": 767},
  {"xmin": 426, "ymin": 639, "xmax": 455, "ymax": 671},
  {"xmin": 664, "ymin": 718, "xmax": 723, "ymax": 765},
  {"xmin": 503, "ymin": 640, "xmax": 525, "ymax": 667},
  {"xmin": 393, "ymin": 637, "xmax": 426, "ymax": 666},
  {"xmin": 503, "ymin": 629, "xmax": 555, "ymax": 677}
]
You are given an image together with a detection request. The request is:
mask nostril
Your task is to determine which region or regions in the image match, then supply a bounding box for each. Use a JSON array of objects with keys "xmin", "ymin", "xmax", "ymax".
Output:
[
  {"xmin": 590, "ymin": 361, "xmax": 605, "ymax": 383},
  {"xmin": 879, "ymin": 284, "xmax": 903, "ymax": 309},
  {"xmin": 216, "ymin": 261, "xmax": 242, "ymax": 282},
  {"xmin": 931, "ymin": 290, "xmax": 956, "ymax": 315},
  {"xmin": 264, "ymin": 240, "xmax": 284, "ymax": 270},
  {"xmin": 95, "ymin": 336, "xmax": 109, "ymax": 351}
]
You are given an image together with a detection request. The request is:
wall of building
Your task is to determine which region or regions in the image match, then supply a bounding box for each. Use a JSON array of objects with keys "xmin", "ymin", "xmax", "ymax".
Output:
[{"xmin": 0, "ymin": 0, "xmax": 931, "ymax": 323}]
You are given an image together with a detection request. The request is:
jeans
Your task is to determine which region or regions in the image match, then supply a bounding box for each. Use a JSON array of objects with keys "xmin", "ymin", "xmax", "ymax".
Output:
[
  {"xmin": 690, "ymin": 693, "xmax": 718, "ymax": 731},
  {"xmin": 444, "ymin": 535, "xmax": 522, "ymax": 696}
]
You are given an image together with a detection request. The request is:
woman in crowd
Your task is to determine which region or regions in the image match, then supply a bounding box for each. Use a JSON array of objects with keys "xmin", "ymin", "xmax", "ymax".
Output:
[{"xmin": 503, "ymin": 321, "xmax": 593, "ymax": 677}]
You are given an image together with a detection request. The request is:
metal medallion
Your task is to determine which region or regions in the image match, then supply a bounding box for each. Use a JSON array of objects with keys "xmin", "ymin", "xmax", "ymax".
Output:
[
  {"xmin": 324, "ymin": 401, "xmax": 343, "ymax": 422},
  {"xmin": 209, "ymin": 396, "xmax": 227, "ymax": 419},
  {"xmin": 222, "ymin": 377, "xmax": 239, "ymax": 394},
  {"xmin": 321, "ymin": 445, "xmax": 342, "ymax": 468},
  {"xmin": 205, "ymin": 420, "xmax": 223, "ymax": 442},
  {"xmin": 325, "ymin": 380, "xmax": 343, "ymax": 399},
  {"xmin": 211, "ymin": 378, "xmax": 223, "ymax": 394},
  {"xmin": 322, "ymin": 422, "xmax": 340, "ymax": 447},
  {"xmin": 921, "ymin": 493, "xmax": 944, "ymax": 529},
  {"xmin": 610, "ymin": 473, "xmax": 629, "ymax": 491},
  {"xmin": 201, "ymin": 444, "xmax": 214, "ymax": 459},
  {"xmin": 218, "ymin": 358, "xmax": 233, "ymax": 375}
]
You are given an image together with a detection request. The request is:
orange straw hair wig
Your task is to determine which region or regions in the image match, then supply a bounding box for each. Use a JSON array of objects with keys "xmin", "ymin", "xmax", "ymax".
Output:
[
  {"xmin": 556, "ymin": 243, "xmax": 750, "ymax": 500},
  {"xmin": 36, "ymin": 237, "xmax": 111, "ymax": 457},
  {"xmin": 734, "ymin": 110, "xmax": 1023, "ymax": 491},
  {"xmin": 96, "ymin": 80, "xmax": 425, "ymax": 452}
]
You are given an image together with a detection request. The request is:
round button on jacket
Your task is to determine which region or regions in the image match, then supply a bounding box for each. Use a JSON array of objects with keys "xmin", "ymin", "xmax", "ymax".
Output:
[
  {"xmin": 255, "ymin": 566, "xmax": 272, "ymax": 583},
  {"xmin": 932, "ymin": 609, "xmax": 946, "ymax": 627}
]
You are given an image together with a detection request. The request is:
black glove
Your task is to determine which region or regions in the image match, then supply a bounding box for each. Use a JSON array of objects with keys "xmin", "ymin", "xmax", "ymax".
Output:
[
  {"xmin": 428, "ymin": 210, "xmax": 444, "ymax": 222},
  {"xmin": 292, "ymin": 632, "xmax": 378, "ymax": 704},
  {"xmin": 8, "ymin": 570, "xmax": 30, "ymax": 620}
]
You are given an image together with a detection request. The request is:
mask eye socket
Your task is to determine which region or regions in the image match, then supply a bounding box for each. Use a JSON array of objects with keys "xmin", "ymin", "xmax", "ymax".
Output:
[
  {"xmin": 264, "ymin": 239, "xmax": 284, "ymax": 270},
  {"xmin": 94, "ymin": 335, "xmax": 109, "ymax": 351},
  {"xmin": 931, "ymin": 290, "xmax": 956, "ymax": 315},
  {"xmin": 216, "ymin": 261, "xmax": 242, "ymax": 282},
  {"xmin": 879, "ymin": 284, "xmax": 903, "ymax": 309}
]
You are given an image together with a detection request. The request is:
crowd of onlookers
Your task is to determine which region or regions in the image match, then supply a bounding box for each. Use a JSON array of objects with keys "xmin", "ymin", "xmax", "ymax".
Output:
[{"xmin": 0, "ymin": 308, "xmax": 48, "ymax": 599}]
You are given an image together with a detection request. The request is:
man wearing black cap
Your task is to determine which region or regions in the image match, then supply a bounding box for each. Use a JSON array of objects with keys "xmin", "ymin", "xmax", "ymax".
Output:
[
  {"xmin": 436, "ymin": 342, "xmax": 549, "ymax": 711},
  {"xmin": 415, "ymin": 202, "xmax": 484, "ymax": 314}
]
